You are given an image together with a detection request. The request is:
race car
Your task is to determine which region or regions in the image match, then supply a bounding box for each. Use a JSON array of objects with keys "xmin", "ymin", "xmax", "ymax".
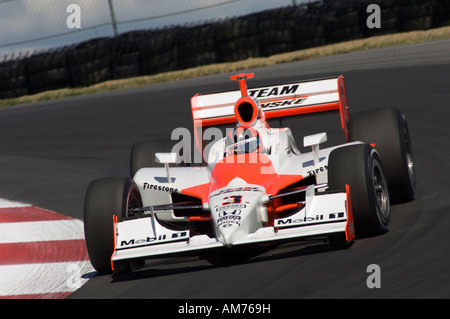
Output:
[{"xmin": 84, "ymin": 73, "xmax": 415, "ymax": 274}]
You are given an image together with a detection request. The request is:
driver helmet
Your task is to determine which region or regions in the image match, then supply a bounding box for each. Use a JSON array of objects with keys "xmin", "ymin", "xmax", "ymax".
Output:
[{"xmin": 226, "ymin": 126, "xmax": 262, "ymax": 154}]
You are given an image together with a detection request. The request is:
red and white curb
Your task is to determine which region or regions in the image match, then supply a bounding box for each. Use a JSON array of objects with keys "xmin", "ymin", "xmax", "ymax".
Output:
[{"xmin": 0, "ymin": 199, "xmax": 95, "ymax": 299}]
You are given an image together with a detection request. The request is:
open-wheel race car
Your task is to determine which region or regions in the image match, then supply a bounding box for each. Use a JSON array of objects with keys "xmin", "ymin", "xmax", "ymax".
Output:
[{"xmin": 84, "ymin": 73, "xmax": 415, "ymax": 274}]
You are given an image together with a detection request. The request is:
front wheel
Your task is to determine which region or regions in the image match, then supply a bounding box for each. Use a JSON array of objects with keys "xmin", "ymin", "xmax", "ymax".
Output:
[
  {"xmin": 84, "ymin": 177, "xmax": 142, "ymax": 273},
  {"xmin": 328, "ymin": 144, "xmax": 390, "ymax": 238}
]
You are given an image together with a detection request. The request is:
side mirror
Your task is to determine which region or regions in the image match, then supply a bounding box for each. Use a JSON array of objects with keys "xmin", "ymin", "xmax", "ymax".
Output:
[
  {"xmin": 155, "ymin": 152, "xmax": 178, "ymax": 164},
  {"xmin": 155, "ymin": 152, "xmax": 178, "ymax": 184},
  {"xmin": 303, "ymin": 132, "xmax": 327, "ymax": 166}
]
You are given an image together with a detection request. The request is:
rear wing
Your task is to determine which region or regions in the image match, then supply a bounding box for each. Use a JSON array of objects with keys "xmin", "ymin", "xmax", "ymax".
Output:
[{"xmin": 191, "ymin": 75, "xmax": 350, "ymax": 152}]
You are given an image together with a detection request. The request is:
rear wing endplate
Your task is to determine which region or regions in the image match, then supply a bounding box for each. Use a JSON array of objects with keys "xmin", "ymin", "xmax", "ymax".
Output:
[{"xmin": 191, "ymin": 75, "xmax": 349, "ymax": 151}]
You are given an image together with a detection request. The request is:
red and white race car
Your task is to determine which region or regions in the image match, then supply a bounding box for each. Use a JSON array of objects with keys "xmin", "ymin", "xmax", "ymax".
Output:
[{"xmin": 84, "ymin": 73, "xmax": 415, "ymax": 274}]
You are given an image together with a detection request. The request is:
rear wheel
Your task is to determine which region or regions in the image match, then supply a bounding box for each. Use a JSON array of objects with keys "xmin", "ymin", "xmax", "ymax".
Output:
[
  {"xmin": 328, "ymin": 144, "xmax": 390, "ymax": 238},
  {"xmin": 130, "ymin": 139, "xmax": 170, "ymax": 177},
  {"xmin": 349, "ymin": 107, "xmax": 415, "ymax": 202},
  {"xmin": 84, "ymin": 177, "xmax": 142, "ymax": 273}
]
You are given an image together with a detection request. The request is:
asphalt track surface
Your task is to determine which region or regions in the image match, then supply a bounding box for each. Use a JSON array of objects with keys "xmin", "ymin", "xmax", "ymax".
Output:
[{"xmin": 0, "ymin": 39, "xmax": 449, "ymax": 299}]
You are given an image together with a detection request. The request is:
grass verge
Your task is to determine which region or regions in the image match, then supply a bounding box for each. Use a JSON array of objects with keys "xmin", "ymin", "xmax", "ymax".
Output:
[{"xmin": 1, "ymin": 25, "xmax": 450, "ymax": 108}]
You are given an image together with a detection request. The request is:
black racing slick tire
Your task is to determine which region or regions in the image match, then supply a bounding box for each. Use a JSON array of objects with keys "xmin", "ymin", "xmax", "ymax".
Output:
[
  {"xmin": 130, "ymin": 137, "xmax": 200, "ymax": 177},
  {"xmin": 130, "ymin": 139, "xmax": 170, "ymax": 177},
  {"xmin": 84, "ymin": 177, "xmax": 142, "ymax": 274},
  {"xmin": 349, "ymin": 107, "xmax": 415, "ymax": 203},
  {"xmin": 328, "ymin": 144, "xmax": 390, "ymax": 238}
]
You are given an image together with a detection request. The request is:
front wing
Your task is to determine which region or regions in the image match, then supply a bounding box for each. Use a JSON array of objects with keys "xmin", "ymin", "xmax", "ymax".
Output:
[{"xmin": 111, "ymin": 185, "xmax": 354, "ymax": 269}]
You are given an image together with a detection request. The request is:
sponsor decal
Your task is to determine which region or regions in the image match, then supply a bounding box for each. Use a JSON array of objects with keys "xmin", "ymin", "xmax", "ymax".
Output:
[
  {"xmin": 248, "ymin": 84, "xmax": 299, "ymax": 98},
  {"xmin": 275, "ymin": 212, "xmax": 345, "ymax": 226},
  {"xmin": 216, "ymin": 209, "xmax": 241, "ymax": 228},
  {"xmin": 216, "ymin": 204, "xmax": 246, "ymax": 211},
  {"xmin": 143, "ymin": 182, "xmax": 178, "ymax": 193},
  {"xmin": 210, "ymin": 186, "xmax": 262, "ymax": 198},
  {"xmin": 120, "ymin": 231, "xmax": 188, "ymax": 247},
  {"xmin": 307, "ymin": 165, "xmax": 328, "ymax": 176},
  {"xmin": 261, "ymin": 98, "xmax": 307, "ymax": 109}
]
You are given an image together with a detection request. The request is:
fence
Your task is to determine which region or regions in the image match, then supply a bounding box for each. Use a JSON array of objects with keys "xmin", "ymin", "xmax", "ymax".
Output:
[{"xmin": 1, "ymin": 0, "xmax": 449, "ymax": 99}]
